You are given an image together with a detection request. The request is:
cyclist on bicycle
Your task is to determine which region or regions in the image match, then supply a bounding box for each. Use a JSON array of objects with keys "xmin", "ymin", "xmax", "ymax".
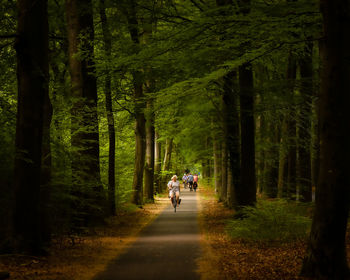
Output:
[
  {"xmin": 193, "ymin": 173, "xmax": 198, "ymax": 191},
  {"xmin": 182, "ymin": 173, "xmax": 188, "ymax": 189},
  {"xmin": 168, "ymin": 175, "xmax": 181, "ymax": 206},
  {"xmin": 188, "ymin": 173, "xmax": 194, "ymax": 191}
]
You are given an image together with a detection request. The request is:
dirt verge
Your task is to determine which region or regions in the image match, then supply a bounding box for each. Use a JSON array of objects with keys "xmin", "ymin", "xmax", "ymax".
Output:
[{"xmin": 0, "ymin": 198, "xmax": 168, "ymax": 280}]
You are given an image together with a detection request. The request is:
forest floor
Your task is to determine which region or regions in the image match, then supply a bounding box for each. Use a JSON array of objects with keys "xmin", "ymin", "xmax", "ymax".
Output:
[
  {"xmin": 196, "ymin": 185, "xmax": 350, "ymax": 280},
  {"xmin": 0, "ymin": 197, "xmax": 169, "ymax": 280}
]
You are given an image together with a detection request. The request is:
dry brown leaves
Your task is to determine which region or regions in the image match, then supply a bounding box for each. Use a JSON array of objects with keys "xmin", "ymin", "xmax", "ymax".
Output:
[
  {"xmin": 0, "ymin": 198, "xmax": 168, "ymax": 280},
  {"xmin": 197, "ymin": 187, "xmax": 350, "ymax": 280}
]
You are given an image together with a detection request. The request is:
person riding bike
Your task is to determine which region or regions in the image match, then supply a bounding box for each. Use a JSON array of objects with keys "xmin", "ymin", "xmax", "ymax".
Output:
[
  {"xmin": 168, "ymin": 175, "xmax": 181, "ymax": 206},
  {"xmin": 182, "ymin": 173, "xmax": 188, "ymax": 189},
  {"xmin": 188, "ymin": 173, "xmax": 194, "ymax": 191},
  {"xmin": 193, "ymin": 173, "xmax": 198, "ymax": 191}
]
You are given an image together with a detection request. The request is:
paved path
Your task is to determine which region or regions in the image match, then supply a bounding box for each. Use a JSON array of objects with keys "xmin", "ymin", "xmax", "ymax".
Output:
[{"xmin": 93, "ymin": 189, "xmax": 201, "ymax": 280}]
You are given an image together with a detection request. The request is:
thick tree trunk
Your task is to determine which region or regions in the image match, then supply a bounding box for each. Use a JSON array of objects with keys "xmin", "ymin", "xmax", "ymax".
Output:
[
  {"xmin": 14, "ymin": 0, "xmax": 48, "ymax": 253},
  {"xmin": 40, "ymin": 88, "xmax": 52, "ymax": 246},
  {"xmin": 298, "ymin": 43, "xmax": 313, "ymax": 202},
  {"xmin": 123, "ymin": 0, "xmax": 146, "ymax": 206},
  {"xmin": 131, "ymin": 75, "xmax": 146, "ymax": 205},
  {"xmin": 301, "ymin": 1, "xmax": 350, "ymax": 278},
  {"xmin": 99, "ymin": 0, "xmax": 116, "ymax": 215},
  {"xmin": 144, "ymin": 100, "xmax": 155, "ymax": 201},
  {"xmin": 66, "ymin": 0, "xmax": 103, "ymax": 217},
  {"xmin": 238, "ymin": 63, "xmax": 256, "ymax": 206}
]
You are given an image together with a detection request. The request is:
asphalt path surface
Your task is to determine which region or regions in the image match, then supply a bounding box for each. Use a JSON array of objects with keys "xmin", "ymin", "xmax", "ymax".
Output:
[{"xmin": 93, "ymin": 188, "xmax": 201, "ymax": 280}]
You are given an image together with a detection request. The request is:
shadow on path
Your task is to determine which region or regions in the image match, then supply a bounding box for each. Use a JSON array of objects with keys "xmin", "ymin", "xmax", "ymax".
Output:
[{"xmin": 92, "ymin": 189, "xmax": 201, "ymax": 280}]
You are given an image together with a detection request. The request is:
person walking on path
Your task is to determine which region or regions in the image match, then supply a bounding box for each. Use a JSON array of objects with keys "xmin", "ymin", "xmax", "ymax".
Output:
[{"xmin": 168, "ymin": 175, "xmax": 181, "ymax": 206}]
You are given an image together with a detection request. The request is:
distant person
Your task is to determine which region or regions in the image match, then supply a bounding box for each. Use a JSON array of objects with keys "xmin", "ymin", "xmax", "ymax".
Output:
[
  {"xmin": 188, "ymin": 173, "xmax": 194, "ymax": 191},
  {"xmin": 193, "ymin": 173, "xmax": 198, "ymax": 191},
  {"xmin": 182, "ymin": 173, "xmax": 188, "ymax": 189},
  {"xmin": 168, "ymin": 175, "xmax": 181, "ymax": 206}
]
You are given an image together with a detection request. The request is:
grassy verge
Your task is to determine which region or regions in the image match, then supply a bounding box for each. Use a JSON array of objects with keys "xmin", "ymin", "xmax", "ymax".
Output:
[
  {"xmin": 0, "ymin": 197, "xmax": 168, "ymax": 280},
  {"xmin": 197, "ymin": 185, "xmax": 350, "ymax": 280}
]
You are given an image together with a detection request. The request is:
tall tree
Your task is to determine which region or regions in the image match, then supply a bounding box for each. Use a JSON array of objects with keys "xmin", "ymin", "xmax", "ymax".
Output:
[
  {"xmin": 154, "ymin": 131, "xmax": 162, "ymax": 193},
  {"xmin": 301, "ymin": 0, "xmax": 350, "ymax": 278},
  {"xmin": 144, "ymin": 94, "xmax": 155, "ymax": 201},
  {"xmin": 286, "ymin": 53, "xmax": 297, "ymax": 199},
  {"xmin": 143, "ymin": 17, "xmax": 156, "ymax": 202},
  {"xmin": 13, "ymin": 0, "xmax": 49, "ymax": 253},
  {"xmin": 237, "ymin": 0, "xmax": 256, "ymax": 207},
  {"xmin": 66, "ymin": 0, "xmax": 103, "ymax": 221},
  {"xmin": 121, "ymin": 0, "xmax": 146, "ymax": 206},
  {"xmin": 99, "ymin": 0, "xmax": 116, "ymax": 215}
]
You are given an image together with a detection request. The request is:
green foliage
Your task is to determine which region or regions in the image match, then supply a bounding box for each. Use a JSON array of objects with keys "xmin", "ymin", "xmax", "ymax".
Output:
[{"xmin": 226, "ymin": 199, "xmax": 311, "ymax": 243}]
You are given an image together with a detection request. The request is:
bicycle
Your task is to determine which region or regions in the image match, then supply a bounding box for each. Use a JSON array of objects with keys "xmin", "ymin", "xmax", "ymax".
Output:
[{"xmin": 171, "ymin": 194, "xmax": 177, "ymax": 212}]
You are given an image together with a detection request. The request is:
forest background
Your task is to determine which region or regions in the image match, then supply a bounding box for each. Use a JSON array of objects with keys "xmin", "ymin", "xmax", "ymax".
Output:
[{"xmin": 0, "ymin": 0, "xmax": 349, "ymax": 279}]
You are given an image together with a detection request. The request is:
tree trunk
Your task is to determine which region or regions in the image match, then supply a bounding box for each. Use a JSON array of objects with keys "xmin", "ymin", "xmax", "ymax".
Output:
[
  {"xmin": 220, "ymin": 142, "xmax": 228, "ymax": 203},
  {"xmin": 301, "ymin": 0, "xmax": 350, "ymax": 278},
  {"xmin": 13, "ymin": 0, "xmax": 48, "ymax": 253},
  {"xmin": 99, "ymin": 0, "xmax": 116, "ymax": 215},
  {"xmin": 238, "ymin": 63, "xmax": 256, "ymax": 206},
  {"xmin": 264, "ymin": 123, "xmax": 280, "ymax": 198},
  {"xmin": 162, "ymin": 138, "xmax": 173, "ymax": 172},
  {"xmin": 277, "ymin": 116, "xmax": 288, "ymax": 198},
  {"xmin": 66, "ymin": 0, "xmax": 103, "ymax": 220},
  {"xmin": 286, "ymin": 52, "xmax": 297, "ymax": 200},
  {"xmin": 40, "ymin": 86, "xmax": 52, "ymax": 247},
  {"xmin": 298, "ymin": 43, "xmax": 313, "ymax": 202},
  {"xmin": 162, "ymin": 138, "xmax": 173, "ymax": 191},
  {"xmin": 131, "ymin": 75, "xmax": 146, "ymax": 205},
  {"xmin": 144, "ymin": 99, "xmax": 155, "ymax": 201},
  {"xmin": 122, "ymin": 0, "xmax": 146, "ymax": 206},
  {"xmin": 154, "ymin": 131, "xmax": 162, "ymax": 193},
  {"xmin": 213, "ymin": 139, "xmax": 222, "ymax": 194}
]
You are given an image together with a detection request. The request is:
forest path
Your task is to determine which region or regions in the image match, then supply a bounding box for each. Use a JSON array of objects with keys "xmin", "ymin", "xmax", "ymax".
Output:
[{"xmin": 92, "ymin": 189, "xmax": 201, "ymax": 280}]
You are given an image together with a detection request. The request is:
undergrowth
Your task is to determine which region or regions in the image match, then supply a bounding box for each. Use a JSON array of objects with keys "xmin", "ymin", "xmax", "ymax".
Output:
[{"xmin": 226, "ymin": 199, "xmax": 312, "ymax": 243}]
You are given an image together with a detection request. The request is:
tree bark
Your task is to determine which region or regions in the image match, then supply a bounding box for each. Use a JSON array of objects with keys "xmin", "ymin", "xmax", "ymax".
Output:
[
  {"xmin": 220, "ymin": 141, "xmax": 228, "ymax": 203},
  {"xmin": 66, "ymin": 0, "xmax": 103, "ymax": 217},
  {"xmin": 264, "ymin": 123, "xmax": 280, "ymax": 198},
  {"xmin": 213, "ymin": 139, "xmax": 222, "ymax": 194},
  {"xmin": 131, "ymin": 74, "xmax": 146, "ymax": 205},
  {"xmin": 13, "ymin": 0, "xmax": 48, "ymax": 253},
  {"xmin": 40, "ymin": 85, "xmax": 52, "ymax": 246},
  {"xmin": 301, "ymin": 0, "xmax": 350, "ymax": 278},
  {"xmin": 277, "ymin": 117, "xmax": 289, "ymax": 198},
  {"xmin": 286, "ymin": 52, "xmax": 297, "ymax": 200},
  {"xmin": 154, "ymin": 131, "xmax": 162, "ymax": 193},
  {"xmin": 99, "ymin": 0, "xmax": 116, "ymax": 215},
  {"xmin": 238, "ymin": 63, "xmax": 256, "ymax": 206},
  {"xmin": 162, "ymin": 138, "xmax": 173, "ymax": 172},
  {"xmin": 144, "ymin": 99, "xmax": 155, "ymax": 201},
  {"xmin": 122, "ymin": 0, "xmax": 146, "ymax": 206}
]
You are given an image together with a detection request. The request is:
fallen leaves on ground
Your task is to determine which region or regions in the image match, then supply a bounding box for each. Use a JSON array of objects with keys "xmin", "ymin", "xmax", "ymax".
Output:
[
  {"xmin": 0, "ymin": 198, "xmax": 168, "ymax": 280},
  {"xmin": 197, "ymin": 187, "xmax": 350, "ymax": 280}
]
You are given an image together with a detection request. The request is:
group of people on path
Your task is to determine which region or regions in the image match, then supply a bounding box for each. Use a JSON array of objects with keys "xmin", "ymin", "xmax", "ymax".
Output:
[
  {"xmin": 167, "ymin": 171, "xmax": 199, "ymax": 207},
  {"xmin": 182, "ymin": 172, "xmax": 198, "ymax": 191}
]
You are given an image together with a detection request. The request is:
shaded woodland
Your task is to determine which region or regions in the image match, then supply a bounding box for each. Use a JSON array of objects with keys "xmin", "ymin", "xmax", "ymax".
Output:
[{"xmin": 0, "ymin": 0, "xmax": 349, "ymax": 278}]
